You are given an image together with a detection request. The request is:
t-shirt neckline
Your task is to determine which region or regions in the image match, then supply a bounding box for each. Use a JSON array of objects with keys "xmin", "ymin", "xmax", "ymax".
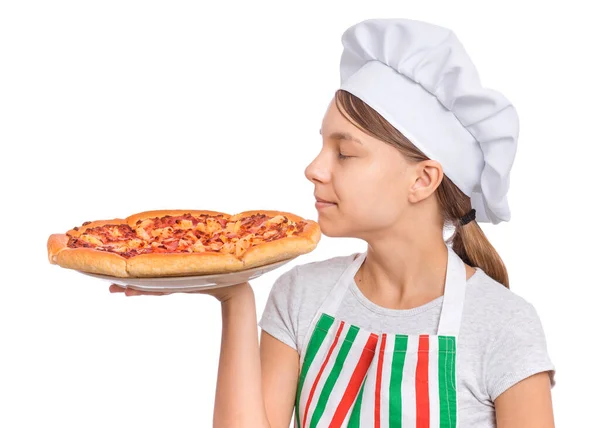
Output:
[{"xmin": 348, "ymin": 258, "xmax": 483, "ymax": 317}]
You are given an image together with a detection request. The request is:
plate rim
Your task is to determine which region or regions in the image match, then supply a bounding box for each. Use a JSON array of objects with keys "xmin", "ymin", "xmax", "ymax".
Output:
[{"xmin": 77, "ymin": 256, "xmax": 296, "ymax": 286}]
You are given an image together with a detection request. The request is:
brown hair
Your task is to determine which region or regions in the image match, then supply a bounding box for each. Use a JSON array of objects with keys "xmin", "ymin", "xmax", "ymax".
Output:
[{"xmin": 334, "ymin": 89, "xmax": 510, "ymax": 288}]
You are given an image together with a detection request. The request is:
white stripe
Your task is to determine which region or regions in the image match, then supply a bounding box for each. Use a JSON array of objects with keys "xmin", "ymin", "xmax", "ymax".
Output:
[
  {"xmin": 429, "ymin": 336, "xmax": 440, "ymax": 428},
  {"xmin": 341, "ymin": 331, "xmax": 376, "ymax": 427},
  {"xmin": 317, "ymin": 327, "xmax": 372, "ymax": 428},
  {"xmin": 379, "ymin": 333, "xmax": 392, "ymax": 428},
  {"xmin": 301, "ymin": 320, "xmax": 350, "ymax": 427},
  {"xmin": 401, "ymin": 335, "xmax": 419, "ymax": 428},
  {"xmin": 298, "ymin": 319, "xmax": 339, "ymax": 412},
  {"xmin": 359, "ymin": 334, "xmax": 381, "ymax": 426}
]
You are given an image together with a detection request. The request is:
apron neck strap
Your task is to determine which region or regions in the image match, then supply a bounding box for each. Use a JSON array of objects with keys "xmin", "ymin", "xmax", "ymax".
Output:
[
  {"xmin": 318, "ymin": 245, "xmax": 467, "ymax": 336},
  {"xmin": 437, "ymin": 245, "xmax": 467, "ymax": 336}
]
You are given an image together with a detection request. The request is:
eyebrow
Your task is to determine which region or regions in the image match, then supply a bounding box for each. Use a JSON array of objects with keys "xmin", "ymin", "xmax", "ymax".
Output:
[{"xmin": 319, "ymin": 129, "xmax": 364, "ymax": 145}]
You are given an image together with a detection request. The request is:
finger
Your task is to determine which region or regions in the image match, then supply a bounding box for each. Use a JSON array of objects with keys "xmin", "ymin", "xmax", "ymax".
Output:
[
  {"xmin": 124, "ymin": 287, "xmax": 167, "ymax": 297},
  {"xmin": 124, "ymin": 287, "xmax": 144, "ymax": 297},
  {"xmin": 109, "ymin": 284, "xmax": 125, "ymax": 293}
]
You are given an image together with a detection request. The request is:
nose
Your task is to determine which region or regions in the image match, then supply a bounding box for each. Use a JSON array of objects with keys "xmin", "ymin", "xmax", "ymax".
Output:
[{"xmin": 304, "ymin": 153, "xmax": 330, "ymax": 184}]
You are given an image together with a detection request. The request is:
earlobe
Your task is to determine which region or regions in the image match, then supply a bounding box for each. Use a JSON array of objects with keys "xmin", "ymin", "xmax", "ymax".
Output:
[{"xmin": 407, "ymin": 179, "xmax": 428, "ymax": 203}]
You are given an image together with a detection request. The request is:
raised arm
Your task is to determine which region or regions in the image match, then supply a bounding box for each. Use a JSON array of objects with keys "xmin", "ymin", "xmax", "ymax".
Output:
[
  {"xmin": 260, "ymin": 330, "xmax": 300, "ymax": 427},
  {"xmin": 214, "ymin": 282, "xmax": 299, "ymax": 428},
  {"xmin": 110, "ymin": 279, "xmax": 299, "ymax": 427}
]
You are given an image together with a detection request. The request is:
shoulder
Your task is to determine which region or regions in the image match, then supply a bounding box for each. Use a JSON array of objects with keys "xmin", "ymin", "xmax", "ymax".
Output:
[
  {"xmin": 461, "ymin": 269, "xmax": 552, "ymax": 371},
  {"xmin": 464, "ymin": 268, "xmax": 543, "ymax": 330},
  {"xmin": 464, "ymin": 270, "xmax": 556, "ymax": 399},
  {"xmin": 274, "ymin": 252, "xmax": 357, "ymax": 300},
  {"xmin": 267, "ymin": 252, "xmax": 356, "ymax": 301},
  {"xmin": 259, "ymin": 252, "xmax": 358, "ymax": 350},
  {"xmin": 294, "ymin": 252, "xmax": 357, "ymax": 283}
]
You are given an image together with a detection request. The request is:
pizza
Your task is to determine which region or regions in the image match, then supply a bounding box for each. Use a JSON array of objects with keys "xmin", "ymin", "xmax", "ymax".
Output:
[{"xmin": 47, "ymin": 209, "xmax": 321, "ymax": 278}]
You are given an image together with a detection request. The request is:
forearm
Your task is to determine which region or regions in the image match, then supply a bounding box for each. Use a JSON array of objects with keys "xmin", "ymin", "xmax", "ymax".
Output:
[{"xmin": 213, "ymin": 285, "xmax": 270, "ymax": 428}]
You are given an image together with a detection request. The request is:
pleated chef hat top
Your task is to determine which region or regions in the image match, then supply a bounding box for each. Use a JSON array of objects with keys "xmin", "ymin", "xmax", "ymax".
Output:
[{"xmin": 339, "ymin": 18, "xmax": 519, "ymax": 224}]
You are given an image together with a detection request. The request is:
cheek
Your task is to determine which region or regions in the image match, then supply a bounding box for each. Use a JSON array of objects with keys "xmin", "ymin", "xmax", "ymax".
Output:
[
  {"xmin": 338, "ymin": 168, "xmax": 404, "ymax": 222},
  {"xmin": 343, "ymin": 162, "xmax": 403, "ymax": 202}
]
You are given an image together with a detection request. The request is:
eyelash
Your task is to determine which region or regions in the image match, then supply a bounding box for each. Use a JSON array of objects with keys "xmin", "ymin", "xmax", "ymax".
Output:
[{"xmin": 337, "ymin": 153, "xmax": 352, "ymax": 160}]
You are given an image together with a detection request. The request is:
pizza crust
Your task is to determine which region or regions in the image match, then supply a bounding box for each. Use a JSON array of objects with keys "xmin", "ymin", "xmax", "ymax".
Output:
[
  {"xmin": 48, "ymin": 209, "xmax": 321, "ymax": 278},
  {"xmin": 126, "ymin": 251, "xmax": 244, "ymax": 277},
  {"xmin": 55, "ymin": 246, "xmax": 129, "ymax": 277},
  {"xmin": 126, "ymin": 209, "xmax": 230, "ymax": 227},
  {"xmin": 65, "ymin": 218, "xmax": 127, "ymax": 238},
  {"xmin": 228, "ymin": 209, "xmax": 305, "ymax": 223},
  {"xmin": 241, "ymin": 236, "xmax": 317, "ymax": 269},
  {"xmin": 47, "ymin": 233, "xmax": 69, "ymax": 264}
]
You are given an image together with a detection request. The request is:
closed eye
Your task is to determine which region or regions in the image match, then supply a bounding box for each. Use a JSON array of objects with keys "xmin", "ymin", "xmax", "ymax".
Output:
[{"xmin": 338, "ymin": 153, "xmax": 352, "ymax": 160}]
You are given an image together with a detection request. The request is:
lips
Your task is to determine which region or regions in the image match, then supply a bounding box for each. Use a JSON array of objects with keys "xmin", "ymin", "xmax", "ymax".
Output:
[{"xmin": 315, "ymin": 196, "xmax": 335, "ymax": 204}]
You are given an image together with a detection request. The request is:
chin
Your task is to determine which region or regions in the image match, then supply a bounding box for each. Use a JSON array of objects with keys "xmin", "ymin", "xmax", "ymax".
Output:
[{"xmin": 317, "ymin": 217, "xmax": 351, "ymax": 238}]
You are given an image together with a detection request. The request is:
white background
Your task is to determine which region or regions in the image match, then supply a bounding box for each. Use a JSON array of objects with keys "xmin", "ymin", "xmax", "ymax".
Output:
[{"xmin": 1, "ymin": 1, "xmax": 597, "ymax": 426}]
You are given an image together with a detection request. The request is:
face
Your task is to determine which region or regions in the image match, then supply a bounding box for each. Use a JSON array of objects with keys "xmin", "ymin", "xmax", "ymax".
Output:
[{"xmin": 304, "ymin": 96, "xmax": 442, "ymax": 240}]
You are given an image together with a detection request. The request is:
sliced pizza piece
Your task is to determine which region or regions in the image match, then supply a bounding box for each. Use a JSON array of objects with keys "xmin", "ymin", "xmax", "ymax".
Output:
[{"xmin": 48, "ymin": 209, "xmax": 321, "ymax": 277}]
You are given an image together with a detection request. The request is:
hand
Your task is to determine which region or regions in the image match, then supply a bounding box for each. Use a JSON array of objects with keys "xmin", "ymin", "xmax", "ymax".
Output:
[{"xmin": 108, "ymin": 281, "xmax": 252, "ymax": 303}]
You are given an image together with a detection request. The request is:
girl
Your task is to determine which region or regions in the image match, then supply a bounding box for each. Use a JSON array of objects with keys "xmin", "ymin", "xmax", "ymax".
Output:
[{"xmin": 111, "ymin": 18, "xmax": 556, "ymax": 428}]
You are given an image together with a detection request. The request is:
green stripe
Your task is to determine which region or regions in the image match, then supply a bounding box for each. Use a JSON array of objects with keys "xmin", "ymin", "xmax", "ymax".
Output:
[
  {"xmin": 309, "ymin": 324, "xmax": 360, "ymax": 428},
  {"xmin": 348, "ymin": 377, "xmax": 366, "ymax": 427},
  {"xmin": 438, "ymin": 336, "xmax": 457, "ymax": 428},
  {"xmin": 389, "ymin": 334, "xmax": 408, "ymax": 426},
  {"xmin": 295, "ymin": 313, "xmax": 335, "ymax": 428},
  {"xmin": 448, "ymin": 337, "xmax": 457, "ymax": 428}
]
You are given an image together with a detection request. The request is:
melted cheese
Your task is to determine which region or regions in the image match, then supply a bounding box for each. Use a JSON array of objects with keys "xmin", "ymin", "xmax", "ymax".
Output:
[
  {"xmin": 178, "ymin": 219, "xmax": 194, "ymax": 230},
  {"xmin": 206, "ymin": 218, "xmax": 221, "ymax": 235},
  {"xmin": 224, "ymin": 220, "xmax": 242, "ymax": 234},
  {"xmin": 109, "ymin": 244, "xmax": 129, "ymax": 253},
  {"xmin": 267, "ymin": 215, "xmax": 285, "ymax": 226},
  {"xmin": 126, "ymin": 238, "xmax": 146, "ymax": 248},
  {"xmin": 263, "ymin": 230, "xmax": 278, "ymax": 239},
  {"xmin": 81, "ymin": 235, "xmax": 103, "ymax": 246},
  {"xmin": 138, "ymin": 219, "xmax": 154, "ymax": 229},
  {"xmin": 108, "ymin": 227, "xmax": 122, "ymax": 238},
  {"xmin": 183, "ymin": 230, "xmax": 197, "ymax": 241},
  {"xmin": 135, "ymin": 227, "xmax": 151, "ymax": 241},
  {"xmin": 208, "ymin": 241, "xmax": 223, "ymax": 251},
  {"xmin": 235, "ymin": 235, "xmax": 252, "ymax": 257},
  {"xmin": 151, "ymin": 226, "xmax": 174, "ymax": 239},
  {"xmin": 192, "ymin": 240, "xmax": 206, "ymax": 252},
  {"xmin": 221, "ymin": 241, "xmax": 235, "ymax": 254}
]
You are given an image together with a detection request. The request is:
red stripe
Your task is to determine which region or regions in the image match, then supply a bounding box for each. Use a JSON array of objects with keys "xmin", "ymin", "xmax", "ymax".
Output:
[
  {"xmin": 416, "ymin": 335, "xmax": 430, "ymax": 428},
  {"xmin": 329, "ymin": 332, "xmax": 379, "ymax": 427},
  {"xmin": 302, "ymin": 321, "xmax": 346, "ymax": 428},
  {"xmin": 374, "ymin": 333, "xmax": 387, "ymax": 428}
]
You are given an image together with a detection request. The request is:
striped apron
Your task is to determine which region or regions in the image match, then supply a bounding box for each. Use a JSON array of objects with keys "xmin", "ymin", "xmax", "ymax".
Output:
[{"xmin": 294, "ymin": 244, "xmax": 467, "ymax": 428}]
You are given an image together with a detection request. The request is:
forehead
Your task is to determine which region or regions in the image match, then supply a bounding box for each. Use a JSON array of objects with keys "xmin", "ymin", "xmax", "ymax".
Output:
[
  {"xmin": 320, "ymin": 99, "xmax": 366, "ymax": 145},
  {"xmin": 322, "ymin": 98, "xmax": 355, "ymax": 127}
]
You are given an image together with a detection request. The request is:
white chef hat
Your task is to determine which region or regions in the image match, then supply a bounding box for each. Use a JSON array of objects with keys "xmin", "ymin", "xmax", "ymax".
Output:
[{"xmin": 339, "ymin": 18, "xmax": 519, "ymax": 224}]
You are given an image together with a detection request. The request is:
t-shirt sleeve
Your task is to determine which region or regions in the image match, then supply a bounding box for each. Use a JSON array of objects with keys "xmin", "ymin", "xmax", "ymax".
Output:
[
  {"xmin": 258, "ymin": 266, "xmax": 299, "ymax": 351},
  {"xmin": 484, "ymin": 302, "xmax": 556, "ymax": 402}
]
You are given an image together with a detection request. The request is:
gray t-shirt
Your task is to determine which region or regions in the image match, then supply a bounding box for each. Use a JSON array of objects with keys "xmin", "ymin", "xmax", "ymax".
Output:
[{"xmin": 258, "ymin": 252, "xmax": 556, "ymax": 427}]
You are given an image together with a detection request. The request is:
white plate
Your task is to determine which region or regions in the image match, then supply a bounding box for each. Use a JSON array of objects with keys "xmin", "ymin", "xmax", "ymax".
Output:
[{"xmin": 79, "ymin": 257, "xmax": 296, "ymax": 292}]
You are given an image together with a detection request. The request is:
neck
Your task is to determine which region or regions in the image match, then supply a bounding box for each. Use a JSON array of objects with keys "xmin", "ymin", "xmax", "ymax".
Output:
[{"xmin": 355, "ymin": 231, "xmax": 450, "ymax": 310}]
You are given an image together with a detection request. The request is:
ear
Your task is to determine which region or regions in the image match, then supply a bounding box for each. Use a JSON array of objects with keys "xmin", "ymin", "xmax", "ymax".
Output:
[{"xmin": 407, "ymin": 160, "xmax": 444, "ymax": 203}]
